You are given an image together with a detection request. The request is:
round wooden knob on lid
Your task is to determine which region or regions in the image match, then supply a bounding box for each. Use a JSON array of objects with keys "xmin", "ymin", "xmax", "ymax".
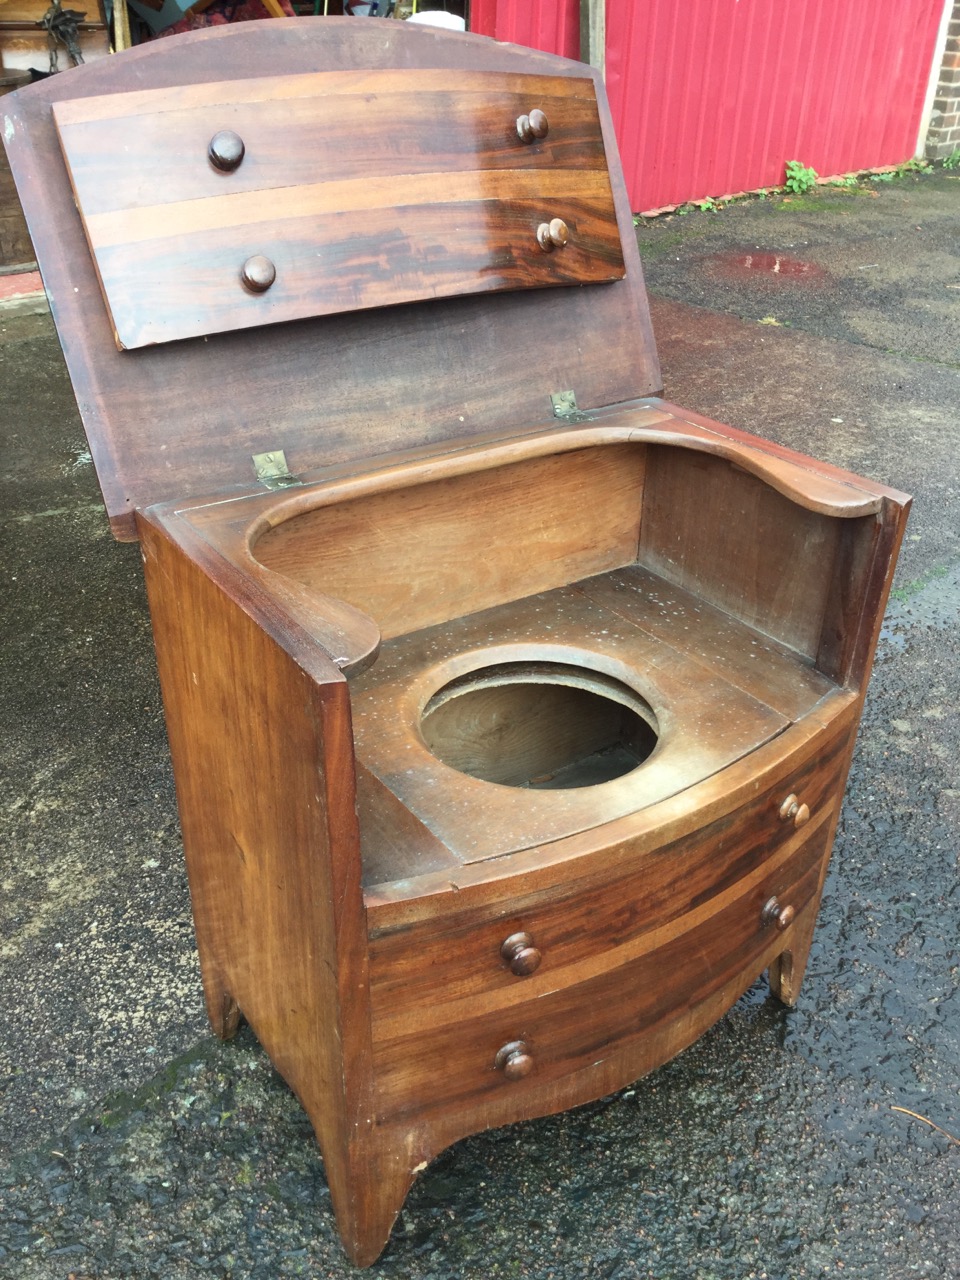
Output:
[
  {"xmin": 500, "ymin": 931, "xmax": 542, "ymax": 977},
  {"xmin": 778, "ymin": 794, "xmax": 811, "ymax": 828},
  {"xmin": 517, "ymin": 108, "xmax": 549, "ymax": 142},
  {"xmin": 241, "ymin": 255, "xmax": 277, "ymax": 293},
  {"xmin": 761, "ymin": 896, "xmax": 796, "ymax": 931},
  {"xmin": 536, "ymin": 217, "xmax": 569, "ymax": 252},
  {"xmin": 208, "ymin": 130, "xmax": 245, "ymax": 173},
  {"xmin": 495, "ymin": 1040, "xmax": 534, "ymax": 1081}
]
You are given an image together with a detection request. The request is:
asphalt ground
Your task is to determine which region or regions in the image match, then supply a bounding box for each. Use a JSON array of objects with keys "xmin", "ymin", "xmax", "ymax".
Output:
[{"xmin": 1, "ymin": 168, "xmax": 958, "ymax": 1278}]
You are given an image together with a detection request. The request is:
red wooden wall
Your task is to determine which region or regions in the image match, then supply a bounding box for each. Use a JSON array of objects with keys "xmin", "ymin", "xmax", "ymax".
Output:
[{"xmin": 471, "ymin": 0, "xmax": 946, "ymax": 211}]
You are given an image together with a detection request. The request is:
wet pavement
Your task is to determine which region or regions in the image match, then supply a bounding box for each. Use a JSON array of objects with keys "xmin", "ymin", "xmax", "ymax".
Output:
[
  {"xmin": 637, "ymin": 169, "xmax": 960, "ymax": 366},
  {"xmin": 2, "ymin": 171, "xmax": 959, "ymax": 1278}
]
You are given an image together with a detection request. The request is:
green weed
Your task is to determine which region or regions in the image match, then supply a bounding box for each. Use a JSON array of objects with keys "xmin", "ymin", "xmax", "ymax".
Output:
[
  {"xmin": 784, "ymin": 159, "xmax": 817, "ymax": 193},
  {"xmin": 894, "ymin": 157, "xmax": 931, "ymax": 175},
  {"xmin": 889, "ymin": 561, "xmax": 952, "ymax": 602},
  {"xmin": 826, "ymin": 158, "xmax": 929, "ymax": 189}
]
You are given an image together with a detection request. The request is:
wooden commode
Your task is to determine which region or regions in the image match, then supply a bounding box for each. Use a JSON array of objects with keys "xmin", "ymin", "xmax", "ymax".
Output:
[{"xmin": 3, "ymin": 19, "xmax": 910, "ymax": 1266}]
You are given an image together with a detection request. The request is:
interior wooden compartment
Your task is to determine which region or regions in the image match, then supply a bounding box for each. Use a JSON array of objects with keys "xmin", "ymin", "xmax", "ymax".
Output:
[
  {"xmin": 252, "ymin": 443, "xmax": 647, "ymax": 642},
  {"xmin": 246, "ymin": 437, "xmax": 879, "ymax": 885},
  {"xmin": 250, "ymin": 438, "xmax": 877, "ymax": 676}
]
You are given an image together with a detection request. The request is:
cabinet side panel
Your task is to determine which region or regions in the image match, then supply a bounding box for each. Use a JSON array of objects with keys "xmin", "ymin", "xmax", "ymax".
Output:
[
  {"xmin": 138, "ymin": 517, "xmax": 371, "ymax": 1200},
  {"xmin": 816, "ymin": 495, "xmax": 911, "ymax": 688}
]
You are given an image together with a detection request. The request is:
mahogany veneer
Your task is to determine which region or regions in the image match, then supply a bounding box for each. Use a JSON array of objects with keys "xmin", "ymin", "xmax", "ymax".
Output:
[{"xmin": 3, "ymin": 19, "xmax": 909, "ymax": 1266}]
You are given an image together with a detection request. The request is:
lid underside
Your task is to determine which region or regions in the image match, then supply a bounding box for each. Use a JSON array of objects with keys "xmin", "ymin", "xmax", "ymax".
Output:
[{"xmin": 3, "ymin": 19, "xmax": 661, "ymax": 540}]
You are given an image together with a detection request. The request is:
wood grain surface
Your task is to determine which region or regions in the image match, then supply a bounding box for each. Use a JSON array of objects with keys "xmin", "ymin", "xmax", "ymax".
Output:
[
  {"xmin": 252, "ymin": 443, "xmax": 646, "ymax": 639},
  {"xmin": 371, "ymin": 835, "xmax": 829, "ymax": 1120},
  {"xmin": 53, "ymin": 69, "xmax": 607, "ymax": 209},
  {"xmin": 53, "ymin": 69, "xmax": 624, "ymax": 348},
  {"xmin": 347, "ymin": 578, "xmax": 796, "ymax": 861},
  {"xmin": 367, "ymin": 719, "xmax": 850, "ymax": 1017},
  {"xmin": 576, "ymin": 565, "xmax": 835, "ymax": 720},
  {"xmin": 0, "ymin": 28, "xmax": 109, "ymax": 73},
  {"xmin": 136, "ymin": 509, "xmax": 379, "ymax": 1261}
]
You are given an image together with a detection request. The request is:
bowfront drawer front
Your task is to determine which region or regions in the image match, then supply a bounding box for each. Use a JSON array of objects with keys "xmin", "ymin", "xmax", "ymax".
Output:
[
  {"xmin": 53, "ymin": 69, "xmax": 624, "ymax": 349},
  {"xmin": 367, "ymin": 719, "xmax": 851, "ymax": 1024},
  {"xmin": 372, "ymin": 821, "xmax": 831, "ymax": 1121}
]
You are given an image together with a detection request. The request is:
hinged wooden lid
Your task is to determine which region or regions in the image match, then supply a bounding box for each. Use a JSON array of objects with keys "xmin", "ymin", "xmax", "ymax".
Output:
[{"xmin": 3, "ymin": 19, "xmax": 660, "ymax": 540}]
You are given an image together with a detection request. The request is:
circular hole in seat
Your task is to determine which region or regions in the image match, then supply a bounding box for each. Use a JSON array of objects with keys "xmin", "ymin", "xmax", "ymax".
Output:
[{"xmin": 420, "ymin": 661, "xmax": 658, "ymax": 789}]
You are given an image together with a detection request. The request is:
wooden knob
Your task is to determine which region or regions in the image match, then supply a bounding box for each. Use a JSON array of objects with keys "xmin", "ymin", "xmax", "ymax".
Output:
[
  {"xmin": 761, "ymin": 896, "xmax": 796, "ymax": 931},
  {"xmin": 495, "ymin": 1040, "xmax": 534, "ymax": 1081},
  {"xmin": 517, "ymin": 108, "xmax": 549, "ymax": 142},
  {"xmin": 500, "ymin": 932, "xmax": 542, "ymax": 977},
  {"xmin": 208, "ymin": 130, "xmax": 245, "ymax": 173},
  {"xmin": 536, "ymin": 217, "xmax": 569, "ymax": 252},
  {"xmin": 241, "ymin": 255, "xmax": 276, "ymax": 293},
  {"xmin": 778, "ymin": 794, "xmax": 811, "ymax": 828}
]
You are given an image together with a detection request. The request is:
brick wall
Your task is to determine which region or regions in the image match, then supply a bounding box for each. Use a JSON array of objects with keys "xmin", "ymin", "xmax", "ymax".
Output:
[{"xmin": 927, "ymin": 0, "xmax": 960, "ymax": 158}]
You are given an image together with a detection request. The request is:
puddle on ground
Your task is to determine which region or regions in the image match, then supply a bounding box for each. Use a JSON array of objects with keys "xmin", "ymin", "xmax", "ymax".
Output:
[
  {"xmin": 878, "ymin": 561, "xmax": 960, "ymax": 655},
  {"xmin": 705, "ymin": 249, "xmax": 827, "ymax": 283}
]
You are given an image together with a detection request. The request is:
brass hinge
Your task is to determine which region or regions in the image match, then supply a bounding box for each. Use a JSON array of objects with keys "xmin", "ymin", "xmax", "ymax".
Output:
[
  {"xmin": 252, "ymin": 449, "xmax": 300, "ymax": 490},
  {"xmin": 551, "ymin": 390, "xmax": 592, "ymax": 423}
]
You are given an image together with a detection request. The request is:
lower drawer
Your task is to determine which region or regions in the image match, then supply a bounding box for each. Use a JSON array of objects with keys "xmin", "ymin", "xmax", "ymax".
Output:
[
  {"xmin": 373, "ymin": 823, "xmax": 829, "ymax": 1121},
  {"xmin": 368, "ymin": 720, "xmax": 850, "ymax": 1020}
]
